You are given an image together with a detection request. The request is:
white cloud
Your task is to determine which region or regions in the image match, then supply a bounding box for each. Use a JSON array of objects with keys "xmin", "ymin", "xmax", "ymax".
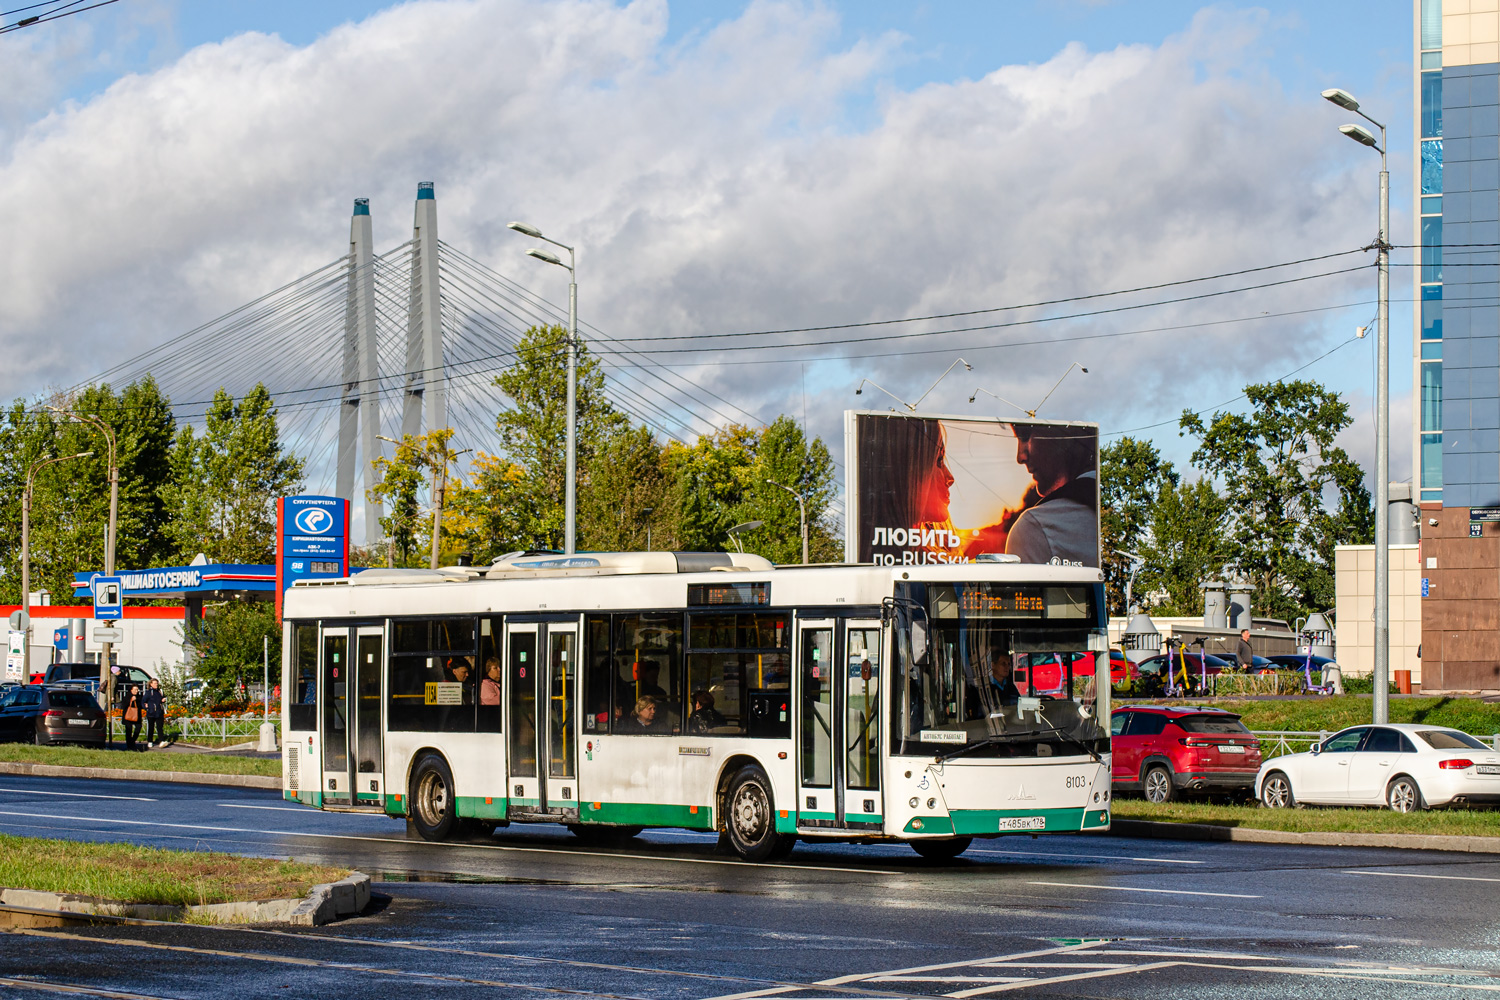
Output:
[{"xmin": 0, "ymin": 0, "xmax": 1396, "ymax": 487}]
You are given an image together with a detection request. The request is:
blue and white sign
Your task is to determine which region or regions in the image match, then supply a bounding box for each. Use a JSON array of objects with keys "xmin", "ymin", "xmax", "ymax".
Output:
[
  {"xmin": 276, "ymin": 495, "xmax": 349, "ymax": 619},
  {"xmin": 52, "ymin": 628, "xmax": 68, "ymax": 651},
  {"xmin": 92, "ymin": 576, "xmax": 123, "ymax": 620}
]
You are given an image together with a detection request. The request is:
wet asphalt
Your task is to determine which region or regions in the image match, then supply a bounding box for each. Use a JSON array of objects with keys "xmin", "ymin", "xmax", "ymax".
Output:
[{"xmin": 0, "ymin": 773, "xmax": 1495, "ymax": 998}]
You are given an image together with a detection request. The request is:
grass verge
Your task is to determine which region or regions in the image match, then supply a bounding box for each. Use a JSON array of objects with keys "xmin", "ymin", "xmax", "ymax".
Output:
[
  {"xmin": 1112, "ymin": 797, "xmax": 1500, "ymax": 837},
  {"xmin": 0, "ymin": 744, "xmax": 279, "ymax": 777},
  {"xmin": 1128, "ymin": 695, "xmax": 1500, "ymax": 737},
  {"xmin": 0, "ymin": 834, "xmax": 347, "ymax": 906}
]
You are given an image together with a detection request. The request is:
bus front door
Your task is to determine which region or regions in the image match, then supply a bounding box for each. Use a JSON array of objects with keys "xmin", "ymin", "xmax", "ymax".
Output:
[
  {"xmin": 319, "ymin": 625, "xmax": 385, "ymax": 809},
  {"xmin": 506, "ymin": 622, "xmax": 579, "ymax": 818},
  {"xmin": 795, "ymin": 617, "xmax": 884, "ymax": 831}
]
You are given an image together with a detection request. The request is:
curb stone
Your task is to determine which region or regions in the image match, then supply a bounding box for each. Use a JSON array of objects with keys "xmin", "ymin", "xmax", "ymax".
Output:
[
  {"xmin": 0, "ymin": 761, "xmax": 278, "ymax": 789},
  {"xmin": 0, "ymin": 872, "xmax": 369, "ymax": 926},
  {"xmin": 1110, "ymin": 819, "xmax": 1500, "ymax": 854}
]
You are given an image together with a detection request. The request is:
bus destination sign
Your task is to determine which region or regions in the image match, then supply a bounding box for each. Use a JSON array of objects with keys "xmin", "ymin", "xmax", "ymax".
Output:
[{"xmin": 687, "ymin": 582, "xmax": 771, "ymax": 607}]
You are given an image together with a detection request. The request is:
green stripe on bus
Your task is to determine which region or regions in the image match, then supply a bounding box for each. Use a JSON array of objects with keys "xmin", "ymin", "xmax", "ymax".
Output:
[
  {"xmin": 456, "ymin": 796, "xmax": 509, "ymax": 820},
  {"xmin": 579, "ymin": 801, "xmax": 714, "ymax": 829},
  {"xmin": 283, "ymin": 789, "xmax": 322, "ymax": 807},
  {"xmin": 917, "ymin": 806, "xmax": 1104, "ymax": 835}
]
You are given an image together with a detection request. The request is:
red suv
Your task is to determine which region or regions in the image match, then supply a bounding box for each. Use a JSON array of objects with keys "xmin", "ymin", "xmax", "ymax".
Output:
[{"xmin": 1111, "ymin": 706, "xmax": 1262, "ymax": 803}]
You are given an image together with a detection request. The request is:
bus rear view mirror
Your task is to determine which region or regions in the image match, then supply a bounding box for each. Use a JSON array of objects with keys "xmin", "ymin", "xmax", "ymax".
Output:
[{"xmin": 911, "ymin": 621, "xmax": 929, "ymax": 665}]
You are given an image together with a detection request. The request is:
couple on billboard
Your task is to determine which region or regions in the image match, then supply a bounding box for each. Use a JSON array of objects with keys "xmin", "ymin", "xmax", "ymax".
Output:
[{"xmin": 854, "ymin": 413, "xmax": 1099, "ymax": 567}]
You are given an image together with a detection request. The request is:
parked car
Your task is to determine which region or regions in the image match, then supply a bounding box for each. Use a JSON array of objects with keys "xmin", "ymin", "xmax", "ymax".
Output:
[
  {"xmin": 1266, "ymin": 654, "xmax": 1339, "ymax": 673},
  {"xmin": 41, "ymin": 663, "xmax": 153, "ymax": 706},
  {"xmin": 1111, "ymin": 705, "xmax": 1262, "ymax": 802},
  {"xmin": 0, "ymin": 685, "xmax": 107, "ymax": 745},
  {"xmin": 1257, "ymin": 724, "xmax": 1500, "ymax": 812}
]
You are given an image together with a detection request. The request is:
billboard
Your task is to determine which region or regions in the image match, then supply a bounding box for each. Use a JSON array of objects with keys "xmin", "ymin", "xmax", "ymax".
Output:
[{"xmin": 843, "ymin": 411, "xmax": 1100, "ymax": 568}]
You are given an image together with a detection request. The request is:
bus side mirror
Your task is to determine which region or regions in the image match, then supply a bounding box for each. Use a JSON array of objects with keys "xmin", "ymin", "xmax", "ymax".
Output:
[{"xmin": 911, "ymin": 621, "xmax": 929, "ymax": 665}]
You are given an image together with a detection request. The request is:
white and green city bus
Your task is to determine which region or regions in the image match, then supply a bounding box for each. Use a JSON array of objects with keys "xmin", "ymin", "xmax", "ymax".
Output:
[{"xmin": 280, "ymin": 552, "xmax": 1113, "ymax": 861}]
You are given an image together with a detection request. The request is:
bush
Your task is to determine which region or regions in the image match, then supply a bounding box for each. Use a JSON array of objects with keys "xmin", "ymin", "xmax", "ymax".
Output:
[{"xmin": 1342, "ymin": 674, "xmax": 1399, "ymax": 695}]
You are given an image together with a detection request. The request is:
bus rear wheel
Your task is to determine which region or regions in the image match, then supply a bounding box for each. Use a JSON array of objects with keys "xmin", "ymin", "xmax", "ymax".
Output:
[
  {"xmin": 725, "ymin": 765, "xmax": 794, "ymax": 862},
  {"xmin": 910, "ymin": 837, "xmax": 972, "ymax": 861},
  {"xmin": 410, "ymin": 754, "xmax": 458, "ymax": 841}
]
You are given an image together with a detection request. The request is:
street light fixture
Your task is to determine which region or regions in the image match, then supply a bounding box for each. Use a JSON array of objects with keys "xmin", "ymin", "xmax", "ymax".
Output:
[
  {"xmin": 509, "ymin": 220, "xmax": 580, "ymax": 555},
  {"xmin": 725, "ymin": 520, "xmax": 764, "ymax": 554},
  {"xmin": 20, "ymin": 450, "xmax": 93, "ymax": 679},
  {"xmin": 855, "ymin": 358, "xmax": 972, "ymax": 411},
  {"xmin": 765, "ymin": 480, "xmax": 809, "ymax": 565},
  {"xmin": 1323, "ymin": 85, "xmax": 1390, "ymax": 725}
]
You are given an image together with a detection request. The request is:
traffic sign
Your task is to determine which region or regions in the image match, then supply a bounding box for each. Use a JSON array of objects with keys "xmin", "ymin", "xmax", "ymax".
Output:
[
  {"xmin": 91, "ymin": 627, "xmax": 124, "ymax": 643},
  {"xmin": 92, "ymin": 576, "xmax": 123, "ymax": 620},
  {"xmin": 6, "ymin": 610, "xmax": 27, "ymax": 632}
]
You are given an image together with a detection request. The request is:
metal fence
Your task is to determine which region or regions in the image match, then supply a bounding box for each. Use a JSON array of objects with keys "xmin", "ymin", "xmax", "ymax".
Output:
[
  {"xmin": 175, "ymin": 716, "xmax": 278, "ymax": 741},
  {"xmin": 1253, "ymin": 729, "xmax": 1500, "ymax": 758}
]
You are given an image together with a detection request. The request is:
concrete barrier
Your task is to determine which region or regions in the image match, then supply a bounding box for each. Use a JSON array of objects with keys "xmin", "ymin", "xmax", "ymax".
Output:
[
  {"xmin": 0, "ymin": 760, "xmax": 277, "ymax": 789},
  {"xmin": 0, "ymin": 872, "xmax": 370, "ymax": 926}
]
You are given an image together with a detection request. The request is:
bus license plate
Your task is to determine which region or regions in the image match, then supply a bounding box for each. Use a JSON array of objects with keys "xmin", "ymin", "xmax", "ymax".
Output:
[
  {"xmin": 67, "ymin": 719, "xmax": 90, "ymax": 726},
  {"xmin": 1219, "ymin": 745, "xmax": 1246, "ymax": 754},
  {"xmin": 998, "ymin": 816, "xmax": 1046, "ymax": 831},
  {"xmin": 1478, "ymin": 764, "xmax": 1500, "ymax": 775}
]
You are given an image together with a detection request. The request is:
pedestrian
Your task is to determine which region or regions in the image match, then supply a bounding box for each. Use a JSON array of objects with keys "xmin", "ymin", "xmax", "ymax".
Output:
[
  {"xmin": 121, "ymin": 684, "xmax": 144, "ymax": 751},
  {"xmin": 1235, "ymin": 628, "xmax": 1253, "ymax": 673},
  {"xmin": 142, "ymin": 678, "xmax": 167, "ymax": 748}
]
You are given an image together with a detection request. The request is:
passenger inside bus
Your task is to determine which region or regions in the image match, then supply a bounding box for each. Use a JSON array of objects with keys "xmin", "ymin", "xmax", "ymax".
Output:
[
  {"xmin": 619, "ymin": 696, "xmax": 667, "ymax": 733},
  {"xmin": 445, "ymin": 658, "xmax": 475, "ymax": 704},
  {"xmin": 686, "ymin": 690, "xmax": 727, "ymax": 733},
  {"xmin": 480, "ymin": 658, "xmax": 501, "ymax": 705}
]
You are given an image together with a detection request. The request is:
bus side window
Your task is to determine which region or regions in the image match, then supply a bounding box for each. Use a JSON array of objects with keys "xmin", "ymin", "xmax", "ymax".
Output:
[
  {"xmin": 476, "ymin": 617, "xmax": 503, "ymax": 734},
  {"xmin": 613, "ymin": 614, "xmax": 683, "ymax": 735},
  {"xmin": 290, "ymin": 623, "xmax": 317, "ymax": 731},
  {"xmin": 583, "ymin": 616, "xmax": 612, "ymax": 733}
]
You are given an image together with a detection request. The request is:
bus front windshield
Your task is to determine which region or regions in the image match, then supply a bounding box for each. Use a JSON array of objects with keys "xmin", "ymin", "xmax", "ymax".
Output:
[{"xmin": 893, "ymin": 582, "xmax": 1107, "ymax": 757}]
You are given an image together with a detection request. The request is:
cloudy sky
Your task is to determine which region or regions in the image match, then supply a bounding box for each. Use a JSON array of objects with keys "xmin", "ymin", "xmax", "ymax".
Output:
[{"xmin": 0, "ymin": 0, "xmax": 1415, "ymax": 506}]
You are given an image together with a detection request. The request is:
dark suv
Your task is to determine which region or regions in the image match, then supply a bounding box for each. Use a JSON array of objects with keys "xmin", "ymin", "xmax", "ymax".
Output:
[
  {"xmin": 0, "ymin": 686, "xmax": 106, "ymax": 745},
  {"xmin": 1111, "ymin": 706, "xmax": 1262, "ymax": 802}
]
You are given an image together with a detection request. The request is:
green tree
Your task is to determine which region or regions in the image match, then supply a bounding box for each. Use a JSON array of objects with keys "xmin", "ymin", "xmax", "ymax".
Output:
[
  {"xmin": 160, "ymin": 385, "xmax": 305, "ymax": 564},
  {"xmin": 1179, "ymin": 379, "xmax": 1373, "ymax": 619},
  {"xmin": 0, "ymin": 378, "xmax": 177, "ymax": 604},
  {"xmin": 578, "ymin": 425, "xmax": 669, "ymax": 552},
  {"xmin": 664, "ymin": 424, "xmax": 759, "ymax": 551},
  {"xmin": 366, "ymin": 428, "xmax": 470, "ymax": 567},
  {"xmin": 1139, "ymin": 478, "xmax": 1230, "ymax": 615},
  {"xmin": 492, "ymin": 325, "xmax": 626, "ymax": 549},
  {"xmin": 739, "ymin": 416, "xmax": 840, "ymax": 564},
  {"xmin": 1099, "ymin": 437, "xmax": 1179, "ymax": 614},
  {"xmin": 184, "ymin": 600, "xmax": 281, "ymax": 705}
]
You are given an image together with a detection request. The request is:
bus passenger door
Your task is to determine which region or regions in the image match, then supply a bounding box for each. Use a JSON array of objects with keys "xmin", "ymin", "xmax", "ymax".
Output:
[
  {"xmin": 841, "ymin": 620, "xmax": 883, "ymax": 829},
  {"xmin": 352, "ymin": 626, "xmax": 385, "ymax": 805},
  {"xmin": 543, "ymin": 624, "xmax": 578, "ymax": 812},
  {"xmin": 795, "ymin": 619, "xmax": 837, "ymax": 826},
  {"xmin": 319, "ymin": 627, "xmax": 351, "ymax": 806},
  {"xmin": 505, "ymin": 624, "xmax": 541, "ymax": 814}
]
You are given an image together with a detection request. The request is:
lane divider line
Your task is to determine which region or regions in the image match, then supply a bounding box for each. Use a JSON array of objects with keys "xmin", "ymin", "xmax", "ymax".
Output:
[
  {"xmin": 0, "ymin": 787, "xmax": 156, "ymax": 802},
  {"xmin": 1344, "ymin": 869, "xmax": 1500, "ymax": 884},
  {"xmin": 1025, "ymin": 881, "xmax": 1260, "ymax": 898}
]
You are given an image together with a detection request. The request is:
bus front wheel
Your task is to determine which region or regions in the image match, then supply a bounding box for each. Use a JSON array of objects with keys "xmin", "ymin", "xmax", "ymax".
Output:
[
  {"xmin": 410, "ymin": 754, "xmax": 458, "ymax": 841},
  {"xmin": 725, "ymin": 765, "xmax": 794, "ymax": 862}
]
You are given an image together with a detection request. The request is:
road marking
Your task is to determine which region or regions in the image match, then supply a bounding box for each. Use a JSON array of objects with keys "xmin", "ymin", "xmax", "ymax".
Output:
[
  {"xmin": 1026, "ymin": 881, "xmax": 1259, "ymax": 898},
  {"xmin": 0, "ymin": 809, "xmax": 900, "ymax": 876},
  {"xmin": 967, "ymin": 847, "xmax": 1203, "ymax": 864},
  {"xmin": 0, "ymin": 787, "xmax": 155, "ymax": 802},
  {"xmin": 947, "ymin": 961, "xmax": 1180, "ymax": 996},
  {"xmin": 0, "ymin": 975, "xmax": 172, "ymax": 999},
  {"xmin": 0, "ymin": 928, "xmax": 665, "ymax": 999},
  {"xmin": 1345, "ymin": 869, "xmax": 1500, "ymax": 884},
  {"xmin": 218, "ymin": 803, "xmax": 318, "ymax": 813}
]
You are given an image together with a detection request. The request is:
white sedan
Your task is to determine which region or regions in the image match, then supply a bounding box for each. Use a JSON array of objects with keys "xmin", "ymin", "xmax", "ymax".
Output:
[{"xmin": 1257, "ymin": 724, "xmax": 1500, "ymax": 812}]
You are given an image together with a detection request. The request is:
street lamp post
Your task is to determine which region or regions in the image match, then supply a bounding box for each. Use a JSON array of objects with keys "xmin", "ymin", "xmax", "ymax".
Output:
[
  {"xmin": 508, "ymin": 222, "xmax": 579, "ymax": 555},
  {"xmin": 766, "ymin": 480, "xmax": 809, "ymax": 565},
  {"xmin": 640, "ymin": 507, "xmax": 654, "ymax": 552},
  {"xmin": 1323, "ymin": 87, "xmax": 1390, "ymax": 724},
  {"xmin": 21, "ymin": 451, "xmax": 93, "ymax": 680}
]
